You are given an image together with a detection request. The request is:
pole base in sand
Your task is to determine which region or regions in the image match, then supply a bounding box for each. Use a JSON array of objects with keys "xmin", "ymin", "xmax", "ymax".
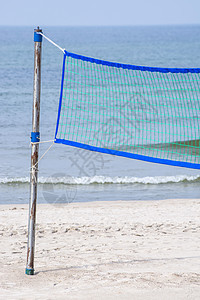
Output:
[{"xmin": 25, "ymin": 268, "xmax": 34, "ymax": 275}]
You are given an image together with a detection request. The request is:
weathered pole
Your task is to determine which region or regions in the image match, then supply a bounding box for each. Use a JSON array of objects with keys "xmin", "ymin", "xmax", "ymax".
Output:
[{"xmin": 26, "ymin": 27, "xmax": 42, "ymax": 275}]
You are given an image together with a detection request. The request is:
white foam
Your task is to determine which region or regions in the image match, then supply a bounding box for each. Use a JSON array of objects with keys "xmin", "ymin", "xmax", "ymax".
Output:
[{"xmin": 0, "ymin": 174, "xmax": 200, "ymax": 185}]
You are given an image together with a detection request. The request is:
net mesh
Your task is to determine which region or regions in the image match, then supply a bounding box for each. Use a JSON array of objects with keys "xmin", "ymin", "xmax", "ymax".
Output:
[{"xmin": 55, "ymin": 51, "xmax": 200, "ymax": 169}]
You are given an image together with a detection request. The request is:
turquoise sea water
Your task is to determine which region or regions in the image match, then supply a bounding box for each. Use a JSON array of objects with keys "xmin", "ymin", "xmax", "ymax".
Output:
[{"xmin": 1, "ymin": 25, "xmax": 200, "ymax": 204}]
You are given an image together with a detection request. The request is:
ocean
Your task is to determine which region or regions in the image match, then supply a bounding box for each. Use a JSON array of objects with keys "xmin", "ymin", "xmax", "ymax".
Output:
[{"xmin": 1, "ymin": 25, "xmax": 200, "ymax": 204}]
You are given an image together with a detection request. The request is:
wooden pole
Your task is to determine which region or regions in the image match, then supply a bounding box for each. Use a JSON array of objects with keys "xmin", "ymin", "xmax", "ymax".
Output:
[{"xmin": 26, "ymin": 27, "xmax": 42, "ymax": 275}]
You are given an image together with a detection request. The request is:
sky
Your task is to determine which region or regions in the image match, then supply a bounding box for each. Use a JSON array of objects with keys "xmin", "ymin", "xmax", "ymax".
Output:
[{"xmin": 1, "ymin": 0, "xmax": 200, "ymax": 26}]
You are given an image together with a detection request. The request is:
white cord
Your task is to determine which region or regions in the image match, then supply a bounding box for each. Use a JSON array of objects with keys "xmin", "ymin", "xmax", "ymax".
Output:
[
  {"xmin": 36, "ymin": 142, "xmax": 55, "ymax": 166},
  {"xmin": 31, "ymin": 142, "xmax": 55, "ymax": 171},
  {"xmin": 31, "ymin": 139, "xmax": 55, "ymax": 145},
  {"xmin": 37, "ymin": 32, "xmax": 65, "ymax": 53}
]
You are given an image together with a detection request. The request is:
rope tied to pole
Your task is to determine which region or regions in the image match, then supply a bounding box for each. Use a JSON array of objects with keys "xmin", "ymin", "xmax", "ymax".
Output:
[
  {"xmin": 36, "ymin": 32, "xmax": 65, "ymax": 53},
  {"xmin": 30, "ymin": 141, "xmax": 55, "ymax": 171},
  {"xmin": 30, "ymin": 139, "xmax": 55, "ymax": 145}
]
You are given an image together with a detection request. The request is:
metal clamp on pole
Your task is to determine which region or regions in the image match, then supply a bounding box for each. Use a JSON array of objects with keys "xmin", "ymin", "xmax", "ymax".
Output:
[
  {"xmin": 31, "ymin": 132, "xmax": 40, "ymax": 143},
  {"xmin": 26, "ymin": 27, "xmax": 42, "ymax": 276}
]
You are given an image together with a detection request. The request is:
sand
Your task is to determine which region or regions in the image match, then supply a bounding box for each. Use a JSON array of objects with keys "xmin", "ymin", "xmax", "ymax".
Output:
[{"xmin": 0, "ymin": 199, "xmax": 200, "ymax": 299}]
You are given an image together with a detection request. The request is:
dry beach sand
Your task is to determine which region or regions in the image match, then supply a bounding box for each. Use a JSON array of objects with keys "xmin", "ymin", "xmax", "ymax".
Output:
[{"xmin": 0, "ymin": 199, "xmax": 200, "ymax": 299}]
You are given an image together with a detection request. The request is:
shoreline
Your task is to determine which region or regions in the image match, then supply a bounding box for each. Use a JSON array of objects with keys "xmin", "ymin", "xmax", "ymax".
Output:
[{"xmin": 0, "ymin": 199, "xmax": 200, "ymax": 299}]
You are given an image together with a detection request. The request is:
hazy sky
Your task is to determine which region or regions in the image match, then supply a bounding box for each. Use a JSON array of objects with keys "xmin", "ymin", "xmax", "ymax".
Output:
[{"xmin": 1, "ymin": 0, "xmax": 200, "ymax": 26}]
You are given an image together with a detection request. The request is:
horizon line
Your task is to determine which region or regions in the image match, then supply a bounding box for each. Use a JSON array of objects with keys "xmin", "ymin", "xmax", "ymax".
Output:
[{"xmin": 0, "ymin": 23, "xmax": 200, "ymax": 28}]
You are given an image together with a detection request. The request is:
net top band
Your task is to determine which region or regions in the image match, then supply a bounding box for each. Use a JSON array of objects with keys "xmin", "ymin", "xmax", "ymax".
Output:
[{"xmin": 64, "ymin": 50, "xmax": 200, "ymax": 74}]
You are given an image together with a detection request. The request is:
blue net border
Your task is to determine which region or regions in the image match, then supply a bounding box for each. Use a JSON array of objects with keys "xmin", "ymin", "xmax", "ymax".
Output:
[
  {"xmin": 55, "ymin": 138, "xmax": 200, "ymax": 170},
  {"xmin": 64, "ymin": 50, "xmax": 200, "ymax": 74}
]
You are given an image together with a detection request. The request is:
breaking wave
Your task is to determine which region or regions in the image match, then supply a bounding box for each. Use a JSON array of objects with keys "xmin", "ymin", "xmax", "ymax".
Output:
[{"xmin": 1, "ymin": 174, "xmax": 200, "ymax": 185}]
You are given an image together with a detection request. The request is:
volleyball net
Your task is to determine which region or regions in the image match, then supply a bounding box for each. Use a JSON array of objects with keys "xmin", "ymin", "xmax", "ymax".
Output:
[{"xmin": 54, "ymin": 50, "xmax": 200, "ymax": 169}]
